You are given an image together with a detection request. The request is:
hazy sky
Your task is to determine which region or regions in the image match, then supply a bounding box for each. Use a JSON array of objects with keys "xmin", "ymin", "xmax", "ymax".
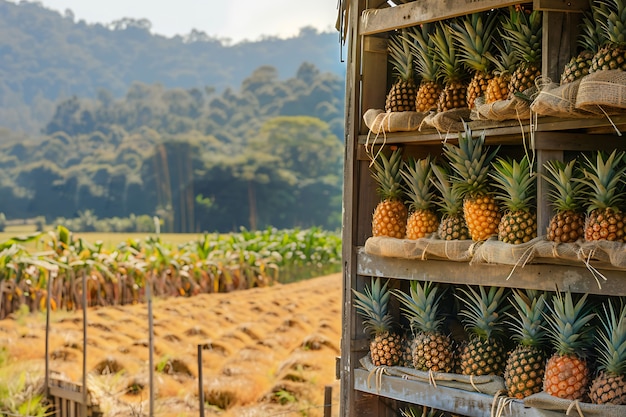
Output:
[{"xmin": 30, "ymin": 0, "xmax": 339, "ymax": 43}]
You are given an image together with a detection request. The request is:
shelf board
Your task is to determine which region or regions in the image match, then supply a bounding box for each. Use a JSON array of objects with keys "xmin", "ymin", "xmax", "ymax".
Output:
[
  {"xmin": 357, "ymin": 248, "xmax": 626, "ymax": 296},
  {"xmin": 354, "ymin": 368, "xmax": 565, "ymax": 417}
]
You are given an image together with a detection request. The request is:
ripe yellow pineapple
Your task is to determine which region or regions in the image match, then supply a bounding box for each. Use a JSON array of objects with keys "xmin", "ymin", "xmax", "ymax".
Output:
[
  {"xmin": 502, "ymin": 7, "xmax": 542, "ymax": 97},
  {"xmin": 401, "ymin": 156, "xmax": 439, "ymax": 239},
  {"xmin": 431, "ymin": 22, "xmax": 468, "ymax": 112},
  {"xmin": 484, "ymin": 38, "xmax": 518, "ymax": 103},
  {"xmin": 394, "ymin": 281, "xmax": 454, "ymax": 373},
  {"xmin": 589, "ymin": 300, "xmax": 626, "ymax": 405},
  {"xmin": 457, "ymin": 286, "xmax": 509, "ymax": 376},
  {"xmin": 578, "ymin": 150, "xmax": 626, "ymax": 242},
  {"xmin": 431, "ymin": 163, "xmax": 470, "ymax": 240},
  {"xmin": 385, "ymin": 29, "xmax": 417, "ymax": 112},
  {"xmin": 490, "ymin": 155, "xmax": 537, "ymax": 244},
  {"xmin": 451, "ymin": 12, "xmax": 498, "ymax": 109},
  {"xmin": 590, "ymin": 0, "xmax": 626, "ymax": 73},
  {"xmin": 353, "ymin": 278, "xmax": 402, "ymax": 367},
  {"xmin": 503, "ymin": 290, "xmax": 548, "ymax": 399},
  {"xmin": 443, "ymin": 123, "xmax": 501, "ymax": 241},
  {"xmin": 543, "ymin": 159, "xmax": 585, "ymax": 243},
  {"xmin": 370, "ymin": 148, "xmax": 407, "ymax": 239},
  {"xmin": 543, "ymin": 291, "xmax": 595, "ymax": 400},
  {"xmin": 406, "ymin": 24, "xmax": 443, "ymax": 112}
]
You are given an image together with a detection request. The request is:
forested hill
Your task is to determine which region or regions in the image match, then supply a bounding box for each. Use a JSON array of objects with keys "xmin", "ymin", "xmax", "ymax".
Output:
[{"xmin": 0, "ymin": 0, "xmax": 345, "ymax": 133}]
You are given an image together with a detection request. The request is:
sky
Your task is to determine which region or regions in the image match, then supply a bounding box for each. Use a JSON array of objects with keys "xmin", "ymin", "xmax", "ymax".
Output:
[{"xmin": 29, "ymin": 0, "xmax": 339, "ymax": 44}]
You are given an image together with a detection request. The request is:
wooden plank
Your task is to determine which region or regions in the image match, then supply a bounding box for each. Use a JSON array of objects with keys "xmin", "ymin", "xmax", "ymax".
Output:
[
  {"xmin": 535, "ymin": 149, "xmax": 562, "ymax": 239},
  {"xmin": 542, "ymin": 12, "xmax": 580, "ymax": 83},
  {"xmin": 360, "ymin": 0, "xmax": 523, "ymax": 35},
  {"xmin": 354, "ymin": 368, "xmax": 567, "ymax": 417},
  {"xmin": 534, "ymin": 131, "xmax": 626, "ymax": 151},
  {"xmin": 360, "ymin": 35, "xmax": 389, "ymax": 134},
  {"xmin": 534, "ymin": 0, "xmax": 589, "ymax": 11},
  {"xmin": 357, "ymin": 249, "xmax": 626, "ymax": 296},
  {"xmin": 49, "ymin": 385, "xmax": 85, "ymax": 404}
]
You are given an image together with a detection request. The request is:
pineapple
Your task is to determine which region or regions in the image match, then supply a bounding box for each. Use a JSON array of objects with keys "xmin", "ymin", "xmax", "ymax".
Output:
[
  {"xmin": 503, "ymin": 290, "xmax": 548, "ymax": 399},
  {"xmin": 400, "ymin": 405, "xmax": 445, "ymax": 417},
  {"xmin": 444, "ymin": 123, "xmax": 501, "ymax": 241},
  {"xmin": 431, "ymin": 21, "xmax": 469, "ymax": 112},
  {"xmin": 401, "ymin": 156, "xmax": 439, "ymax": 239},
  {"xmin": 590, "ymin": 0, "xmax": 626, "ymax": 73},
  {"xmin": 490, "ymin": 155, "xmax": 537, "ymax": 244},
  {"xmin": 406, "ymin": 24, "xmax": 443, "ymax": 112},
  {"xmin": 561, "ymin": 7, "xmax": 606, "ymax": 84},
  {"xmin": 543, "ymin": 291, "xmax": 595, "ymax": 400},
  {"xmin": 394, "ymin": 281, "xmax": 454, "ymax": 373},
  {"xmin": 370, "ymin": 148, "xmax": 408, "ymax": 239},
  {"xmin": 386, "ymin": 29, "xmax": 417, "ymax": 112},
  {"xmin": 456, "ymin": 286, "xmax": 509, "ymax": 376},
  {"xmin": 543, "ymin": 159, "xmax": 585, "ymax": 243},
  {"xmin": 451, "ymin": 12, "xmax": 498, "ymax": 109},
  {"xmin": 431, "ymin": 163, "xmax": 470, "ymax": 241},
  {"xmin": 578, "ymin": 150, "xmax": 626, "ymax": 242},
  {"xmin": 484, "ymin": 38, "xmax": 518, "ymax": 103},
  {"xmin": 352, "ymin": 278, "xmax": 402, "ymax": 367},
  {"xmin": 589, "ymin": 299, "xmax": 626, "ymax": 405},
  {"xmin": 502, "ymin": 7, "xmax": 542, "ymax": 97}
]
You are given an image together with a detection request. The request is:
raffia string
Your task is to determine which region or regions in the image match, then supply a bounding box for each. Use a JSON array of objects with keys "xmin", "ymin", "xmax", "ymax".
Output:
[
  {"xmin": 566, "ymin": 399, "xmax": 586, "ymax": 417},
  {"xmin": 364, "ymin": 112, "xmax": 390, "ymax": 167}
]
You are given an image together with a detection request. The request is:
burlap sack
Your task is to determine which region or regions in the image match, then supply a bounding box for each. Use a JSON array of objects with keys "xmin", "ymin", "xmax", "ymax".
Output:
[
  {"xmin": 531, "ymin": 79, "xmax": 602, "ymax": 118},
  {"xmin": 426, "ymin": 108, "xmax": 472, "ymax": 132},
  {"xmin": 577, "ymin": 240, "xmax": 626, "ymax": 269},
  {"xmin": 364, "ymin": 236, "xmax": 479, "ymax": 262},
  {"xmin": 360, "ymin": 355, "xmax": 506, "ymax": 396},
  {"xmin": 524, "ymin": 392, "xmax": 626, "ymax": 417},
  {"xmin": 576, "ymin": 70, "xmax": 626, "ymax": 114},
  {"xmin": 471, "ymin": 236, "xmax": 542, "ymax": 267},
  {"xmin": 363, "ymin": 108, "xmax": 426, "ymax": 134},
  {"xmin": 474, "ymin": 88, "xmax": 535, "ymax": 121}
]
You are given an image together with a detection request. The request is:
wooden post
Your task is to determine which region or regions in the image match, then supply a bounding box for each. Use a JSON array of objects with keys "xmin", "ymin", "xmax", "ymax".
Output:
[
  {"xmin": 198, "ymin": 344, "xmax": 205, "ymax": 417},
  {"xmin": 324, "ymin": 385, "xmax": 333, "ymax": 417},
  {"xmin": 82, "ymin": 271, "xmax": 88, "ymax": 417},
  {"xmin": 147, "ymin": 278, "xmax": 155, "ymax": 417}
]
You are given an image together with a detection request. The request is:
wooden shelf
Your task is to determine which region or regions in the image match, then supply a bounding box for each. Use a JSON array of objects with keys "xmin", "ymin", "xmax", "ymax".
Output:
[
  {"xmin": 357, "ymin": 248, "xmax": 626, "ymax": 296},
  {"xmin": 354, "ymin": 368, "xmax": 566, "ymax": 417}
]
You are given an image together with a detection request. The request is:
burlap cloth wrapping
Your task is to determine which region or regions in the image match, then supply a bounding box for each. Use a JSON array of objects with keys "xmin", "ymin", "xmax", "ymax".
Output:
[
  {"xmin": 524, "ymin": 392, "xmax": 626, "ymax": 417},
  {"xmin": 473, "ymin": 89, "xmax": 534, "ymax": 121},
  {"xmin": 531, "ymin": 79, "xmax": 603, "ymax": 118},
  {"xmin": 471, "ymin": 236, "xmax": 542, "ymax": 266},
  {"xmin": 364, "ymin": 235, "xmax": 479, "ymax": 262},
  {"xmin": 360, "ymin": 355, "xmax": 505, "ymax": 396},
  {"xmin": 363, "ymin": 108, "xmax": 426, "ymax": 134},
  {"xmin": 576, "ymin": 70, "xmax": 626, "ymax": 114}
]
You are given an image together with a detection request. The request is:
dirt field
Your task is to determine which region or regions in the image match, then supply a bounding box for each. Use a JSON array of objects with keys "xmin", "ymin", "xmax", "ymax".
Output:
[{"xmin": 0, "ymin": 273, "xmax": 343, "ymax": 416}]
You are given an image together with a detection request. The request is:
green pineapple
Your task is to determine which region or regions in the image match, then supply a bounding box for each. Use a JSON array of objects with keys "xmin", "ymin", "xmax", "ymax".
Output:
[
  {"xmin": 503, "ymin": 290, "xmax": 548, "ymax": 399},
  {"xmin": 451, "ymin": 12, "xmax": 498, "ymax": 109},
  {"xmin": 430, "ymin": 163, "xmax": 470, "ymax": 240},
  {"xmin": 431, "ymin": 21, "xmax": 468, "ymax": 112},
  {"xmin": 543, "ymin": 159, "xmax": 586, "ymax": 243},
  {"xmin": 502, "ymin": 7, "xmax": 542, "ymax": 96},
  {"xmin": 352, "ymin": 278, "xmax": 402, "ymax": 367},
  {"xmin": 406, "ymin": 24, "xmax": 443, "ymax": 112},
  {"xmin": 590, "ymin": 0, "xmax": 626, "ymax": 73},
  {"xmin": 456, "ymin": 286, "xmax": 509, "ymax": 376},
  {"xmin": 370, "ymin": 148, "xmax": 408, "ymax": 239},
  {"xmin": 490, "ymin": 155, "xmax": 537, "ymax": 244},
  {"xmin": 589, "ymin": 299, "xmax": 626, "ymax": 405},
  {"xmin": 386, "ymin": 29, "xmax": 417, "ymax": 112},
  {"xmin": 561, "ymin": 7, "xmax": 606, "ymax": 83},
  {"xmin": 401, "ymin": 156, "xmax": 439, "ymax": 240},
  {"xmin": 577, "ymin": 150, "xmax": 626, "ymax": 242},
  {"xmin": 543, "ymin": 291, "xmax": 595, "ymax": 400},
  {"xmin": 394, "ymin": 281, "xmax": 454, "ymax": 373}
]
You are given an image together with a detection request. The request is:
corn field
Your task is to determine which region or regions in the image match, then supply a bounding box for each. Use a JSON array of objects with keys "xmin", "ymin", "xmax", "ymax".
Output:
[{"xmin": 0, "ymin": 226, "xmax": 342, "ymax": 319}]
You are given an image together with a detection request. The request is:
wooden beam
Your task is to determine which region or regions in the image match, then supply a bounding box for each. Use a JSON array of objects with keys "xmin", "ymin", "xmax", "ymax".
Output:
[{"xmin": 533, "ymin": 0, "xmax": 589, "ymax": 11}]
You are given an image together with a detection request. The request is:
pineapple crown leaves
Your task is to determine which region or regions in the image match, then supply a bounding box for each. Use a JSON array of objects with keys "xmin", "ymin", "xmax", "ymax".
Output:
[
  {"xmin": 542, "ymin": 159, "xmax": 586, "ymax": 213},
  {"xmin": 489, "ymin": 155, "xmax": 536, "ymax": 212},
  {"xmin": 543, "ymin": 291, "xmax": 596, "ymax": 357},
  {"xmin": 430, "ymin": 163, "xmax": 464, "ymax": 217},
  {"xmin": 405, "ymin": 24, "xmax": 440, "ymax": 83},
  {"xmin": 501, "ymin": 7, "xmax": 542, "ymax": 65},
  {"xmin": 401, "ymin": 156, "xmax": 437, "ymax": 212},
  {"xmin": 594, "ymin": 299, "xmax": 626, "ymax": 375},
  {"xmin": 505, "ymin": 289, "xmax": 548, "ymax": 347},
  {"xmin": 575, "ymin": 150, "xmax": 626, "ymax": 212},
  {"xmin": 388, "ymin": 28, "xmax": 414, "ymax": 82},
  {"xmin": 393, "ymin": 280, "xmax": 445, "ymax": 334},
  {"xmin": 352, "ymin": 277, "xmax": 395, "ymax": 337},
  {"xmin": 596, "ymin": 0, "xmax": 626, "ymax": 46},
  {"xmin": 450, "ymin": 12, "xmax": 498, "ymax": 74},
  {"xmin": 484, "ymin": 38, "xmax": 519, "ymax": 77},
  {"xmin": 370, "ymin": 148, "xmax": 405, "ymax": 201},
  {"xmin": 578, "ymin": 8, "xmax": 607, "ymax": 53},
  {"xmin": 430, "ymin": 21, "xmax": 467, "ymax": 83},
  {"xmin": 456, "ymin": 286, "xmax": 510, "ymax": 341},
  {"xmin": 443, "ymin": 123, "xmax": 500, "ymax": 198},
  {"xmin": 400, "ymin": 406, "xmax": 446, "ymax": 417}
]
